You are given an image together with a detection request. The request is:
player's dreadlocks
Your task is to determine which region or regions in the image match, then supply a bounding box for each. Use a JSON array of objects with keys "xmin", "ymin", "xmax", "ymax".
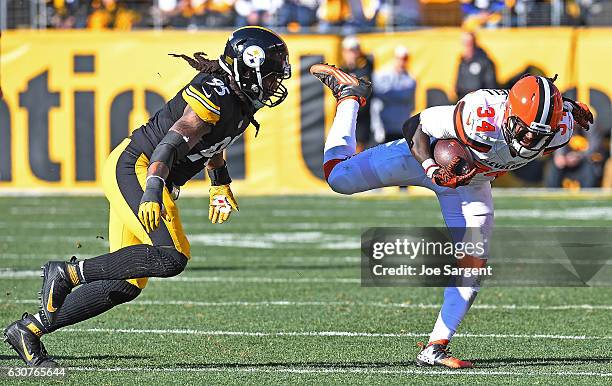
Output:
[
  {"xmin": 170, "ymin": 52, "xmax": 261, "ymax": 134},
  {"xmin": 170, "ymin": 52, "xmax": 246, "ymax": 103}
]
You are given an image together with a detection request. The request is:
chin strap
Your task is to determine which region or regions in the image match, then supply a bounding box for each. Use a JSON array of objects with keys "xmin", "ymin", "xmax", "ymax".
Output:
[
  {"xmin": 219, "ymin": 57, "xmax": 262, "ymax": 137},
  {"xmin": 249, "ymin": 115, "xmax": 261, "ymax": 137}
]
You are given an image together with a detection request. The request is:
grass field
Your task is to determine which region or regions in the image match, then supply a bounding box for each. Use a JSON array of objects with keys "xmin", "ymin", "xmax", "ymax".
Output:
[{"xmin": 0, "ymin": 193, "xmax": 611, "ymax": 385}]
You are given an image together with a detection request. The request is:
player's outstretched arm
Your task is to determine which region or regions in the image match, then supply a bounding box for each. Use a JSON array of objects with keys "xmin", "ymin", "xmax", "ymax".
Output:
[
  {"xmin": 138, "ymin": 105, "xmax": 212, "ymax": 232},
  {"xmin": 207, "ymin": 153, "xmax": 239, "ymax": 225}
]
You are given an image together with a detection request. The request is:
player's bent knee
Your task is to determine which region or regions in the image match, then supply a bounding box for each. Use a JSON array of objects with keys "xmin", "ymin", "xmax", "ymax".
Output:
[
  {"xmin": 106, "ymin": 280, "xmax": 142, "ymax": 306},
  {"xmin": 327, "ymin": 174, "xmax": 358, "ymax": 195},
  {"xmin": 155, "ymin": 246, "xmax": 188, "ymax": 277},
  {"xmin": 323, "ymin": 159, "xmax": 344, "ymax": 181}
]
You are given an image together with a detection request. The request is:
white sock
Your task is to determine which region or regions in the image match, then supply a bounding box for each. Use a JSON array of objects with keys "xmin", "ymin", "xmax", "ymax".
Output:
[
  {"xmin": 79, "ymin": 260, "xmax": 86, "ymax": 282},
  {"xmin": 323, "ymin": 99, "xmax": 360, "ymax": 163},
  {"xmin": 428, "ymin": 286, "xmax": 478, "ymax": 343}
]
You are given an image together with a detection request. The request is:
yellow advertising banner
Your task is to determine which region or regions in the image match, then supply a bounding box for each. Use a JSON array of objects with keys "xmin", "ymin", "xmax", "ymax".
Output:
[
  {"xmin": 1, "ymin": 29, "xmax": 610, "ymax": 194},
  {"xmin": 574, "ymin": 29, "xmax": 612, "ymax": 135},
  {"xmin": 0, "ymin": 31, "xmax": 339, "ymax": 194},
  {"xmin": 357, "ymin": 28, "xmax": 575, "ymax": 111}
]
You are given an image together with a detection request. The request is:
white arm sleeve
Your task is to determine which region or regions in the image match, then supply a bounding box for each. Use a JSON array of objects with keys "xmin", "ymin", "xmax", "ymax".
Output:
[{"xmin": 419, "ymin": 105, "xmax": 457, "ymax": 139}]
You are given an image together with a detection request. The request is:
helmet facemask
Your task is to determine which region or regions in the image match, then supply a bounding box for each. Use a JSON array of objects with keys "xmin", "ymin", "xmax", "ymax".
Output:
[
  {"xmin": 225, "ymin": 43, "xmax": 291, "ymax": 109},
  {"xmin": 503, "ymin": 112, "xmax": 555, "ymax": 159},
  {"xmin": 258, "ymin": 64, "xmax": 291, "ymax": 107}
]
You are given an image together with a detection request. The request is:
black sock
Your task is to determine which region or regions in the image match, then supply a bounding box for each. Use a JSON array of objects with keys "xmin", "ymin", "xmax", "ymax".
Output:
[
  {"xmin": 81, "ymin": 244, "xmax": 187, "ymax": 282},
  {"xmin": 44, "ymin": 280, "xmax": 141, "ymax": 333}
]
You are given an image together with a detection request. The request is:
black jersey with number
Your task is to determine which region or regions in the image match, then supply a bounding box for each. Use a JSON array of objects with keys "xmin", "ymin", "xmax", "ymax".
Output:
[{"xmin": 130, "ymin": 72, "xmax": 252, "ymax": 187}]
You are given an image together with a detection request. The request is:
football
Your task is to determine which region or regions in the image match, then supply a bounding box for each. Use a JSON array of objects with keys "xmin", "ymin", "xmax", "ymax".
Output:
[{"xmin": 433, "ymin": 139, "xmax": 475, "ymax": 175}]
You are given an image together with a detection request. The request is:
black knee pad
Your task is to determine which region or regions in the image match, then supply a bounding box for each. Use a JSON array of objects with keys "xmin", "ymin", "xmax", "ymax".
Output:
[
  {"xmin": 155, "ymin": 246, "xmax": 188, "ymax": 277},
  {"xmin": 104, "ymin": 280, "xmax": 142, "ymax": 306}
]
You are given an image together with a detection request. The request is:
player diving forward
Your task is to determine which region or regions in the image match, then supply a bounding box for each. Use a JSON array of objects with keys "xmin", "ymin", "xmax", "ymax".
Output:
[
  {"xmin": 310, "ymin": 64, "xmax": 593, "ymax": 368},
  {"xmin": 4, "ymin": 27, "xmax": 291, "ymax": 367}
]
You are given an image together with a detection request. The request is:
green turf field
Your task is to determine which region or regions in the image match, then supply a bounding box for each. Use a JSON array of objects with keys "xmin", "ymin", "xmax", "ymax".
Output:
[{"xmin": 0, "ymin": 193, "xmax": 611, "ymax": 385}]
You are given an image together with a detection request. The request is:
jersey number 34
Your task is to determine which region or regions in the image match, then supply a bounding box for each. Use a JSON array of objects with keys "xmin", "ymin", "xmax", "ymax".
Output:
[{"xmin": 476, "ymin": 106, "xmax": 496, "ymax": 132}]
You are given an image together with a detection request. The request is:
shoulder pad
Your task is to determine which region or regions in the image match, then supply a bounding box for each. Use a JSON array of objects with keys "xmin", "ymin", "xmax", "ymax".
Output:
[{"xmin": 182, "ymin": 75, "xmax": 232, "ymax": 125}]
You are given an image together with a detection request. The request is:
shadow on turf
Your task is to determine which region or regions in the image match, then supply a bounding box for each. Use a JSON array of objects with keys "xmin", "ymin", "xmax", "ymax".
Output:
[
  {"xmin": 174, "ymin": 356, "xmax": 612, "ymax": 370},
  {"xmin": 0, "ymin": 354, "xmax": 151, "ymax": 361},
  {"xmin": 476, "ymin": 356, "xmax": 612, "ymax": 368}
]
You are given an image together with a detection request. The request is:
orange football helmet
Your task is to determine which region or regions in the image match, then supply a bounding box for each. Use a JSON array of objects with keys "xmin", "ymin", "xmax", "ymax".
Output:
[{"xmin": 503, "ymin": 75, "xmax": 563, "ymax": 159}]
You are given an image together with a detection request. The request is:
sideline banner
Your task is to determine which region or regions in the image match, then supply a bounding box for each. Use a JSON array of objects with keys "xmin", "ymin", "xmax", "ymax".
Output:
[
  {"xmin": 1, "ymin": 29, "xmax": 610, "ymax": 193},
  {"xmin": 0, "ymin": 31, "xmax": 338, "ymax": 194}
]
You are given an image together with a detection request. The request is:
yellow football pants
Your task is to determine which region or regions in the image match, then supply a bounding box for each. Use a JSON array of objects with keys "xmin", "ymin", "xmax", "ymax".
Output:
[{"xmin": 102, "ymin": 138, "xmax": 191, "ymax": 289}]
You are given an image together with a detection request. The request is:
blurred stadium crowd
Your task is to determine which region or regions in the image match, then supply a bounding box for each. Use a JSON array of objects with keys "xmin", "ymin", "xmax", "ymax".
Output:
[{"xmin": 4, "ymin": 0, "xmax": 611, "ymax": 31}]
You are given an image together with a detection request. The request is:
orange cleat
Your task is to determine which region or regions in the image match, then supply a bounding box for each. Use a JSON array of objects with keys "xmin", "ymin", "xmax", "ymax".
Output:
[
  {"xmin": 309, "ymin": 63, "xmax": 371, "ymax": 107},
  {"xmin": 416, "ymin": 340, "xmax": 473, "ymax": 369}
]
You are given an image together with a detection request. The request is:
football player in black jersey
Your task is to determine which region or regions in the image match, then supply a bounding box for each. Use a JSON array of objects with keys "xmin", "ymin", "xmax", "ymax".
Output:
[{"xmin": 3, "ymin": 26, "xmax": 291, "ymax": 367}]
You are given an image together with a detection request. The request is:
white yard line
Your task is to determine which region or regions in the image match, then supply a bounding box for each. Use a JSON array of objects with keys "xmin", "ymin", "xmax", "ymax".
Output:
[
  {"xmin": 0, "ymin": 254, "xmax": 360, "ymax": 264},
  {"xmin": 0, "ymin": 235, "xmax": 107, "ymax": 243},
  {"xmin": 164, "ymin": 276, "xmax": 351, "ymax": 283},
  {"xmin": 0, "ymin": 271, "xmax": 360, "ymax": 283},
  {"xmin": 7, "ymin": 299, "xmax": 612, "ymax": 311},
  {"xmin": 61, "ymin": 366, "xmax": 612, "ymax": 377},
  {"xmin": 0, "ymin": 271, "xmax": 607, "ymax": 286},
  {"xmin": 56, "ymin": 328, "xmax": 612, "ymax": 341}
]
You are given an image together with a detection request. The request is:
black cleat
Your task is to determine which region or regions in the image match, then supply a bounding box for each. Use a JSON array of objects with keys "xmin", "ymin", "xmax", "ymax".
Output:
[
  {"xmin": 309, "ymin": 63, "xmax": 372, "ymax": 107},
  {"xmin": 40, "ymin": 257, "xmax": 79, "ymax": 326},
  {"xmin": 4, "ymin": 313, "xmax": 57, "ymax": 367}
]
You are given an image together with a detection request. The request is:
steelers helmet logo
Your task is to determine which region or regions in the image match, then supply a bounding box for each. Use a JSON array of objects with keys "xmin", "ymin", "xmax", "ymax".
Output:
[{"xmin": 243, "ymin": 45, "xmax": 266, "ymax": 68}]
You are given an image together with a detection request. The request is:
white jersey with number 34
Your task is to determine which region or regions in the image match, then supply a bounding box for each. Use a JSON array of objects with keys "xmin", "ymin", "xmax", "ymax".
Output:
[{"xmin": 420, "ymin": 89, "xmax": 574, "ymax": 182}]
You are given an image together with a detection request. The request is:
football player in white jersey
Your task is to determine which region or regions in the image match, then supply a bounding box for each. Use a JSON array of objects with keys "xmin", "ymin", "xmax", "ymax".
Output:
[{"xmin": 309, "ymin": 64, "xmax": 593, "ymax": 368}]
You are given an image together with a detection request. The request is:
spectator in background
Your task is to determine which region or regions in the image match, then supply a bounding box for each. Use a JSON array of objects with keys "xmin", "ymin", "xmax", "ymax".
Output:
[
  {"xmin": 378, "ymin": 0, "xmax": 420, "ymax": 28},
  {"xmin": 317, "ymin": 0, "xmax": 378, "ymax": 33},
  {"xmin": 234, "ymin": 0, "xmax": 280, "ymax": 26},
  {"xmin": 461, "ymin": 0, "xmax": 505, "ymax": 29},
  {"xmin": 87, "ymin": 0, "xmax": 140, "ymax": 29},
  {"xmin": 87, "ymin": 0, "xmax": 114, "ymax": 28},
  {"xmin": 341, "ymin": 36, "xmax": 374, "ymax": 152},
  {"xmin": 317, "ymin": 0, "xmax": 350, "ymax": 30},
  {"xmin": 371, "ymin": 45, "xmax": 416, "ymax": 142},
  {"xmin": 455, "ymin": 31, "xmax": 497, "ymax": 100},
  {"xmin": 276, "ymin": 0, "xmax": 318, "ymax": 30},
  {"xmin": 48, "ymin": 0, "xmax": 88, "ymax": 29},
  {"xmin": 546, "ymin": 124, "xmax": 603, "ymax": 188}
]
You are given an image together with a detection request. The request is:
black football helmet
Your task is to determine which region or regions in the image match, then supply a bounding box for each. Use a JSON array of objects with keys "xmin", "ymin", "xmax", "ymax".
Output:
[{"xmin": 219, "ymin": 26, "xmax": 291, "ymax": 109}]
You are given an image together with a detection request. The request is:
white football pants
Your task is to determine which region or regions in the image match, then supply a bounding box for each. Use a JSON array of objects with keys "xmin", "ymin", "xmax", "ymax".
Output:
[{"xmin": 324, "ymin": 99, "xmax": 494, "ymax": 343}]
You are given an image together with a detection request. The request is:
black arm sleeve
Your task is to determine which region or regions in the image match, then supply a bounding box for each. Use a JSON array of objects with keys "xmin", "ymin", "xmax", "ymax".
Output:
[
  {"xmin": 402, "ymin": 113, "xmax": 421, "ymax": 147},
  {"xmin": 149, "ymin": 131, "xmax": 190, "ymax": 170},
  {"xmin": 207, "ymin": 162, "xmax": 232, "ymax": 186}
]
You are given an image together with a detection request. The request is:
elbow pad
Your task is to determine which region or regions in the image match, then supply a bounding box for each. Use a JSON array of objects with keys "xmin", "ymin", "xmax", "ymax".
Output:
[
  {"xmin": 149, "ymin": 131, "xmax": 191, "ymax": 169},
  {"xmin": 401, "ymin": 113, "xmax": 421, "ymax": 147}
]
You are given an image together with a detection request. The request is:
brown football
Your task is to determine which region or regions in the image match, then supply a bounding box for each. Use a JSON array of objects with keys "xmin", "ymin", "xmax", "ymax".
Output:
[{"xmin": 433, "ymin": 139, "xmax": 475, "ymax": 175}]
